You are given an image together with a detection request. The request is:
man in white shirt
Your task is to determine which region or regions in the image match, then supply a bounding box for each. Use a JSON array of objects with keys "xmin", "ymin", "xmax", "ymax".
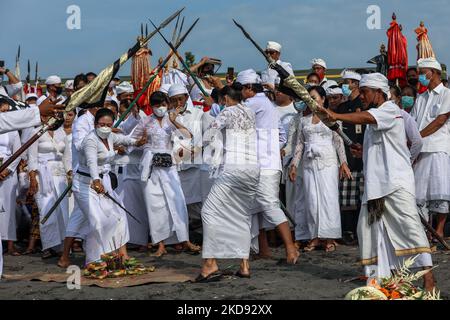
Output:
[
  {"xmin": 262, "ymin": 41, "xmax": 294, "ymax": 90},
  {"xmin": 320, "ymin": 73, "xmax": 435, "ymax": 291},
  {"xmin": 236, "ymin": 69, "xmax": 299, "ymax": 264},
  {"xmin": 168, "ymin": 84, "xmax": 205, "ymax": 232},
  {"xmin": 411, "ymin": 57, "xmax": 450, "ymax": 239},
  {"xmin": 36, "ymin": 75, "xmax": 66, "ymax": 106},
  {"xmin": 311, "ymin": 58, "xmax": 328, "ymax": 87}
]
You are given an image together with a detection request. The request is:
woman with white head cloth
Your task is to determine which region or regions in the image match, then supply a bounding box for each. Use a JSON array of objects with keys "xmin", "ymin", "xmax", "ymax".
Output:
[
  {"xmin": 73, "ymin": 108, "xmax": 147, "ymax": 264},
  {"xmin": 197, "ymin": 84, "xmax": 260, "ymax": 281},
  {"xmin": 319, "ymin": 73, "xmax": 435, "ymax": 291},
  {"xmin": 131, "ymin": 91, "xmax": 200, "ymax": 257},
  {"xmin": 289, "ymin": 85, "xmax": 352, "ymax": 252}
]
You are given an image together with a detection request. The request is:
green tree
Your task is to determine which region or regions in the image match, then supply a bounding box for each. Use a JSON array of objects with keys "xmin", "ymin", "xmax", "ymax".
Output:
[{"xmin": 185, "ymin": 51, "xmax": 195, "ymax": 67}]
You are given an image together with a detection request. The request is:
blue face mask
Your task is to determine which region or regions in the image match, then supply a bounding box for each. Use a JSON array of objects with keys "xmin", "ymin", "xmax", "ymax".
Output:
[
  {"xmin": 341, "ymin": 84, "xmax": 352, "ymax": 97},
  {"xmin": 419, "ymin": 74, "xmax": 430, "ymax": 87},
  {"xmin": 401, "ymin": 96, "xmax": 415, "ymax": 109},
  {"xmin": 294, "ymin": 101, "xmax": 307, "ymax": 113}
]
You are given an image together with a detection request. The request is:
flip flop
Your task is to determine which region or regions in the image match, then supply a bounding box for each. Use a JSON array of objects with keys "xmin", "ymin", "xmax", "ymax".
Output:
[
  {"xmin": 235, "ymin": 270, "xmax": 251, "ymax": 279},
  {"xmin": 41, "ymin": 249, "xmax": 59, "ymax": 259},
  {"xmin": 22, "ymin": 249, "xmax": 38, "ymax": 255},
  {"xmin": 194, "ymin": 271, "xmax": 223, "ymax": 283},
  {"xmin": 303, "ymin": 244, "xmax": 319, "ymax": 252},
  {"xmin": 325, "ymin": 243, "xmax": 336, "ymax": 253},
  {"xmin": 6, "ymin": 251, "xmax": 21, "ymax": 256}
]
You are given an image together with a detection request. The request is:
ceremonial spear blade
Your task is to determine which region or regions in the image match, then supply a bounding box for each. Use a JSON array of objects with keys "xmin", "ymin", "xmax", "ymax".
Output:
[
  {"xmin": 140, "ymin": 7, "xmax": 185, "ymax": 47},
  {"xmin": 171, "ymin": 14, "xmax": 180, "ymax": 44},
  {"xmin": 35, "ymin": 61, "xmax": 38, "ymax": 83},
  {"xmin": 148, "ymin": 18, "xmax": 210, "ymax": 97},
  {"xmin": 41, "ymin": 17, "xmax": 200, "ymax": 225},
  {"xmin": 232, "ymin": 19, "xmax": 273, "ymax": 64},
  {"xmin": 26, "ymin": 59, "xmax": 30, "ymax": 85}
]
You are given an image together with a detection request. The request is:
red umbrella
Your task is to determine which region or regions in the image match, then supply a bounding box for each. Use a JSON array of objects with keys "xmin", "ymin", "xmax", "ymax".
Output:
[{"xmin": 387, "ymin": 13, "xmax": 408, "ymax": 82}]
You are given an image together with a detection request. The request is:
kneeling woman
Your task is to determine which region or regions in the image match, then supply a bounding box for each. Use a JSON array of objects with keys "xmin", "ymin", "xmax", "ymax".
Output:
[
  {"xmin": 132, "ymin": 91, "xmax": 200, "ymax": 257},
  {"xmin": 198, "ymin": 84, "xmax": 259, "ymax": 281},
  {"xmin": 73, "ymin": 108, "xmax": 146, "ymax": 264}
]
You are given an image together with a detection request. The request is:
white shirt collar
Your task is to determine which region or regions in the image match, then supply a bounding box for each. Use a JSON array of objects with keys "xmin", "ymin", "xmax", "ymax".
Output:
[{"xmin": 429, "ymin": 82, "xmax": 444, "ymax": 95}]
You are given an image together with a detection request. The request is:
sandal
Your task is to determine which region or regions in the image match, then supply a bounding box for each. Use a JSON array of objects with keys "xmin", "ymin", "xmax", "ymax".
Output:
[
  {"xmin": 235, "ymin": 270, "xmax": 251, "ymax": 279},
  {"xmin": 303, "ymin": 244, "xmax": 319, "ymax": 252},
  {"xmin": 6, "ymin": 250, "xmax": 22, "ymax": 256},
  {"xmin": 184, "ymin": 243, "xmax": 201, "ymax": 254},
  {"xmin": 325, "ymin": 243, "xmax": 336, "ymax": 253},
  {"xmin": 22, "ymin": 248, "xmax": 38, "ymax": 255},
  {"xmin": 194, "ymin": 271, "xmax": 223, "ymax": 283},
  {"xmin": 41, "ymin": 249, "xmax": 59, "ymax": 259}
]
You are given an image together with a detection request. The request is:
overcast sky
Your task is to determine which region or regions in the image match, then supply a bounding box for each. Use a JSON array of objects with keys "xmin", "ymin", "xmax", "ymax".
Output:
[{"xmin": 2, "ymin": 0, "xmax": 449, "ymax": 79}]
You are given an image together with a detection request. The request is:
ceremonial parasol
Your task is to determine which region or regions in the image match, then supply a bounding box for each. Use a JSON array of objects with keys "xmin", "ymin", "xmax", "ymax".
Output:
[{"xmin": 386, "ymin": 13, "xmax": 408, "ymax": 83}]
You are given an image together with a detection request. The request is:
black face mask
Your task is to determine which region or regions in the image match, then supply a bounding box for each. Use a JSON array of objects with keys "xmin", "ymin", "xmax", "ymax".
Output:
[
  {"xmin": 408, "ymin": 78, "xmax": 418, "ymax": 86},
  {"xmin": 202, "ymin": 69, "xmax": 215, "ymax": 77},
  {"xmin": 55, "ymin": 87, "xmax": 63, "ymax": 95},
  {"xmin": 121, "ymin": 99, "xmax": 132, "ymax": 108}
]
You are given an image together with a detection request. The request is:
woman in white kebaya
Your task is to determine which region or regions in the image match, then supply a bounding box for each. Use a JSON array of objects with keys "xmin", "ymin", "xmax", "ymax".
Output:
[
  {"xmin": 198, "ymin": 84, "xmax": 260, "ymax": 281},
  {"xmin": 27, "ymin": 115, "xmax": 72, "ymax": 259},
  {"xmin": 73, "ymin": 108, "xmax": 146, "ymax": 263},
  {"xmin": 289, "ymin": 86, "xmax": 351, "ymax": 252},
  {"xmin": 132, "ymin": 91, "xmax": 200, "ymax": 257}
]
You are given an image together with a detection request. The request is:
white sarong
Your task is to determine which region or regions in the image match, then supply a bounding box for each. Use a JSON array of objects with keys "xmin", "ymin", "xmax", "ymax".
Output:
[
  {"xmin": 73, "ymin": 167, "xmax": 129, "ymax": 263},
  {"xmin": 358, "ymin": 188, "xmax": 431, "ymax": 269},
  {"xmin": 202, "ymin": 167, "xmax": 260, "ymax": 259}
]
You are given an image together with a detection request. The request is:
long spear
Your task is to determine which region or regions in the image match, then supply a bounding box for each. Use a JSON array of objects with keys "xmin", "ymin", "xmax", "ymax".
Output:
[
  {"xmin": 34, "ymin": 61, "xmax": 38, "ymax": 92},
  {"xmin": 0, "ymin": 9, "xmax": 183, "ymax": 177},
  {"xmin": 41, "ymin": 17, "xmax": 199, "ymax": 225},
  {"xmin": 148, "ymin": 18, "xmax": 210, "ymax": 97},
  {"xmin": 232, "ymin": 19, "xmax": 355, "ymax": 147}
]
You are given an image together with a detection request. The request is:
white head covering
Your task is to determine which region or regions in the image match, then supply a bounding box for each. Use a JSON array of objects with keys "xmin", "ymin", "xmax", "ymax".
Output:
[
  {"xmin": 260, "ymin": 70, "xmax": 277, "ymax": 87},
  {"xmin": 65, "ymin": 80, "xmax": 74, "ymax": 90},
  {"xmin": 116, "ymin": 81, "xmax": 134, "ymax": 95},
  {"xmin": 168, "ymin": 83, "xmax": 188, "ymax": 97},
  {"xmin": 266, "ymin": 41, "xmax": 282, "ymax": 53},
  {"xmin": 105, "ymin": 95, "xmax": 120, "ymax": 107},
  {"xmin": 25, "ymin": 93, "xmax": 38, "ymax": 101},
  {"xmin": 341, "ymin": 69, "xmax": 361, "ymax": 81},
  {"xmin": 45, "ymin": 75, "xmax": 61, "ymax": 85},
  {"xmin": 321, "ymin": 80, "xmax": 338, "ymax": 91},
  {"xmin": 326, "ymin": 87, "xmax": 343, "ymax": 96},
  {"xmin": 236, "ymin": 69, "xmax": 261, "ymax": 85},
  {"xmin": 359, "ymin": 73, "xmax": 390, "ymax": 95},
  {"xmin": 158, "ymin": 83, "xmax": 172, "ymax": 94},
  {"xmin": 311, "ymin": 58, "xmax": 327, "ymax": 69},
  {"xmin": 417, "ymin": 57, "xmax": 442, "ymax": 71}
]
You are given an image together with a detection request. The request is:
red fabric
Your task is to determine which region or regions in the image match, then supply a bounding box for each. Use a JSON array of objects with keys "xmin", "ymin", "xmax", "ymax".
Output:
[
  {"xmin": 192, "ymin": 100, "xmax": 211, "ymax": 112},
  {"xmin": 23, "ymin": 83, "xmax": 43, "ymax": 97},
  {"xmin": 387, "ymin": 20, "xmax": 408, "ymax": 81},
  {"xmin": 417, "ymin": 84, "xmax": 428, "ymax": 94}
]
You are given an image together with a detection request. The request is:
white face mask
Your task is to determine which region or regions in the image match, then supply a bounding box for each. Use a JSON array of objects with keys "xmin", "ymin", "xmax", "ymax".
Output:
[
  {"xmin": 96, "ymin": 126, "xmax": 112, "ymax": 139},
  {"xmin": 153, "ymin": 106, "xmax": 167, "ymax": 118}
]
